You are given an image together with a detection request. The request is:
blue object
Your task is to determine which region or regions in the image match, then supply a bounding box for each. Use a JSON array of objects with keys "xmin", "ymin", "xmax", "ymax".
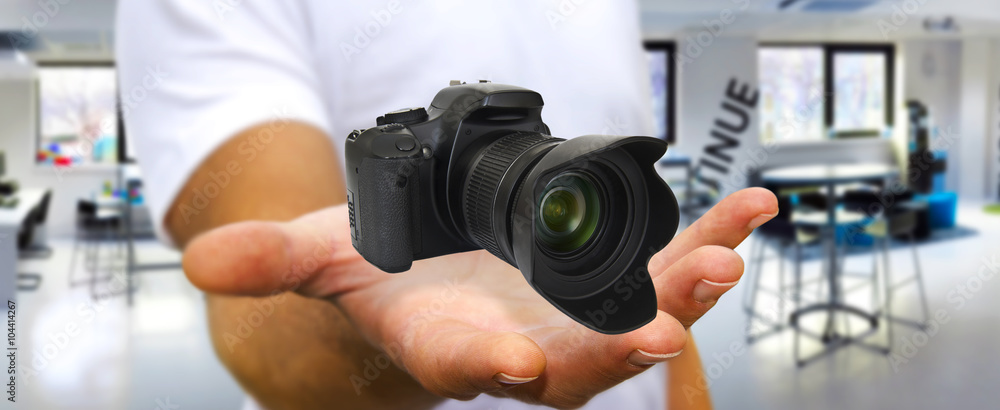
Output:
[
  {"xmin": 932, "ymin": 173, "xmax": 946, "ymax": 194},
  {"xmin": 916, "ymin": 191, "xmax": 958, "ymax": 229},
  {"xmin": 932, "ymin": 150, "xmax": 947, "ymax": 193}
]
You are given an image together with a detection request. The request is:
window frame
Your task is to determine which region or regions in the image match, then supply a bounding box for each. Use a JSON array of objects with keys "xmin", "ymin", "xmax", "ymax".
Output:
[
  {"xmin": 758, "ymin": 42, "xmax": 896, "ymax": 141},
  {"xmin": 35, "ymin": 60, "xmax": 121, "ymax": 168},
  {"xmin": 643, "ymin": 41, "xmax": 678, "ymax": 145}
]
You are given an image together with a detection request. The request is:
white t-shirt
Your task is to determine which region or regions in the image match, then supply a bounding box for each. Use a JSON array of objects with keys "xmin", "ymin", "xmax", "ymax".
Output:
[{"xmin": 117, "ymin": 0, "xmax": 663, "ymax": 408}]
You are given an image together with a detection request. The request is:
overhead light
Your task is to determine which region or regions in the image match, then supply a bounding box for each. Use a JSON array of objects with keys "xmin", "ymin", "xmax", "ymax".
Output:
[
  {"xmin": 924, "ymin": 17, "xmax": 959, "ymax": 33},
  {"xmin": 779, "ymin": 0, "xmax": 880, "ymax": 12}
]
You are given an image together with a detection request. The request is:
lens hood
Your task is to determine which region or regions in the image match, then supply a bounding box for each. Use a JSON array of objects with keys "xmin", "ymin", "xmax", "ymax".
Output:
[{"xmin": 510, "ymin": 135, "xmax": 679, "ymax": 334}]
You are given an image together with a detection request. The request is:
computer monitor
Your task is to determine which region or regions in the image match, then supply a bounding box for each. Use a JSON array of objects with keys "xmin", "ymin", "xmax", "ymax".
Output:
[{"xmin": 36, "ymin": 62, "xmax": 119, "ymax": 167}]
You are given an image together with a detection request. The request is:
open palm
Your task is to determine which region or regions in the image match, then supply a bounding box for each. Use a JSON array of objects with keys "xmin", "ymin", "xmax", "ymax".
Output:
[{"xmin": 184, "ymin": 188, "xmax": 777, "ymax": 408}]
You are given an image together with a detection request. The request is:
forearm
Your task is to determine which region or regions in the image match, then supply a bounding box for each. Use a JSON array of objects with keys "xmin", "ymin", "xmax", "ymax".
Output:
[
  {"xmin": 667, "ymin": 331, "xmax": 713, "ymax": 410},
  {"xmin": 168, "ymin": 122, "xmax": 440, "ymax": 410}
]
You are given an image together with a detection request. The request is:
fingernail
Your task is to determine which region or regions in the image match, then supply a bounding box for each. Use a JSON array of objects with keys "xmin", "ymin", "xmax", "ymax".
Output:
[
  {"xmin": 693, "ymin": 278, "xmax": 740, "ymax": 304},
  {"xmin": 493, "ymin": 372, "xmax": 537, "ymax": 385},
  {"xmin": 627, "ymin": 349, "xmax": 682, "ymax": 366},
  {"xmin": 748, "ymin": 212, "xmax": 777, "ymax": 230}
]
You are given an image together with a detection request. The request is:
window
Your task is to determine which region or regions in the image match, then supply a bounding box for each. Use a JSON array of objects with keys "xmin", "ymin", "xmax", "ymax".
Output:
[
  {"xmin": 759, "ymin": 44, "xmax": 894, "ymax": 142},
  {"xmin": 759, "ymin": 47, "xmax": 826, "ymax": 143},
  {"xmin": 37, "ymin": 63, "xmax": 119, "ymax": 167},
  {"xmin": 644, "ymin": 41, "xmax": 676, "ymax": 144},
  {"xmin": 828, "ymin": 47, "xmax": 892, "ymax": 137}
]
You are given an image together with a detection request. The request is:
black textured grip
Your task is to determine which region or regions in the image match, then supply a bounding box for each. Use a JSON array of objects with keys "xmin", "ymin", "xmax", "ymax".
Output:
[
  {"xmin": 357, "ymin": 157, "xmax": 421, "ymax": 273},
  {"xmin": 465, "ymin": 133, "xmax": 551, "ymax": 261}
]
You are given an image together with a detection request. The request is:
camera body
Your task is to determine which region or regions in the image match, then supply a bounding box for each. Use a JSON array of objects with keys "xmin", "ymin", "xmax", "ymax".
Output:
[{"xmin": 345, "ymin": 82, "xmax": 679, "ymax": 334}]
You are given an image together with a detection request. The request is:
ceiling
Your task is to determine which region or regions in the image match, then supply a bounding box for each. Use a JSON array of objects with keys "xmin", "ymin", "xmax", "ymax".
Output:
[
  {"xmin": 640, "ymin": 0, "xmax": 1000, "ymax": 40},
  {"xmin": 0, "ymin": 0, "xmax": 997, "ymax": 55},
  {"xmin": 0, "ymin": 0, "xmax": 117, "ymax": 32}
]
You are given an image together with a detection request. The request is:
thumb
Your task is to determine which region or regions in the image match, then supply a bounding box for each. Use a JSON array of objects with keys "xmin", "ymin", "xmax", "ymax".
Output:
[{"xmin": 182, "ymin": 205, "xmax": 360, "ymax": 297}]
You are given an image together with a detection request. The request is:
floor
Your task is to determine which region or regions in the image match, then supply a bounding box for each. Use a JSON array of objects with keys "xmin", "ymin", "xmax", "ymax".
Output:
[
  {"xmin": 698, "ymin": 202, "xmax": 1000, "ymax": 410},
  {"xmin": 13, "ymin": 239, "xmax": 243, "ymax": 410},
  {"xmin": 9, "ymin": 204, "xmax": 1000, "ymax": 409}
]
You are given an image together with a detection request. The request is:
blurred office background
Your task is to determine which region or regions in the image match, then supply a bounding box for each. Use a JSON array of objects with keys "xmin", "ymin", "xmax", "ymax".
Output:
[{"xmin": 1, "ymin": 0, "xmax": 999, "ymax": 409}]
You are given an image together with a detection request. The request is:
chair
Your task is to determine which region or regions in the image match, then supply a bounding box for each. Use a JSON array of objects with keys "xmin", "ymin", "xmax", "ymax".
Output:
[
  {"xmin": 69, "ymin": 199, "xmax": 125, "ymax": 295},
  {"xmin": 17, "ymin": 189, "xmax": 52, "ymax": 291},
  {"xmin": 18, "ymin": 189, "xmax": 52, "ymax": 258},
  {"xmin": 743, "ymin": 195, "xmax": 823, "ymax": 344},
  {"xmin": 842, "ymin": 188, "xmax": 931, "ymax": 338}
]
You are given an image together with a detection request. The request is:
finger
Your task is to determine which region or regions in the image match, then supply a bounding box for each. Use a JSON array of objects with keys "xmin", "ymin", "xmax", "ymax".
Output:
[
  {"xmin": 653, "ymin": 245, "xmax": 744, "ymax": 327},
  {"xmin": 650, "ymin": 187, "xmax": 777, "ymax": 274},
  {"xmin": 182, "ymin": 205, "xmax": 361, "ymax": 297},
  {"xmin": 396, "ymin": 318, "xmax": 547, "ymax": 400},
  {"xmin": 508, "ymin": 311, "xmax": 686, "ymax": 408}
]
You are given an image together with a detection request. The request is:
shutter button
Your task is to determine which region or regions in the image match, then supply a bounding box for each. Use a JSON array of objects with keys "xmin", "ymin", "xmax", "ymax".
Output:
[{"xmin": 395, "ymin": 137, "xmax": 417, "ymax": 152}]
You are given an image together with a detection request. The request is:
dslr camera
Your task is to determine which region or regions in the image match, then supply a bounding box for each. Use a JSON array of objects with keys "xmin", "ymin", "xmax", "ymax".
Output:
[{"xmin": 345, "ymin": 82, "xmax": 678, "ymax": 334}]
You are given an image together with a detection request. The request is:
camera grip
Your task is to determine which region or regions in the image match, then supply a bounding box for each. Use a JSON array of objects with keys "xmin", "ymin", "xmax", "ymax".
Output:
[{"xmin": 355, "ymin": 156, "xmax": 421, "ymax": 273}]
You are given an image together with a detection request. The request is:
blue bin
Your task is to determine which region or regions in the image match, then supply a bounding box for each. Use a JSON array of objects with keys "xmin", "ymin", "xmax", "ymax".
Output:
[{"xmin": 917, "ymin": 191, "xmax": 958, "ymax": 229}]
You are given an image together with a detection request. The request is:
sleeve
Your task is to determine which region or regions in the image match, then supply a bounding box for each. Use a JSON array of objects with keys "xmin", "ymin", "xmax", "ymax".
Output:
[{"xmin": 115, "ymin": 0, "xmax": 331, "ymax": 247}]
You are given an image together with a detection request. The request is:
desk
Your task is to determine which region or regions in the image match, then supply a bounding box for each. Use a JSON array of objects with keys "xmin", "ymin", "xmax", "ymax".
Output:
[
  {"xmin": 85, "ymin": 189, "xmax": 179, "ymax": 305},
  {"xmin": 761, "ymin": 163, "xmax": 898, "ymax": 365},
  {"xmin": 0, "ymin": 189, "xmax": 47, "ymax": 303},
  {"xmin": 121, "ymin": 178, "xmax": 180, "ymax": 305}
]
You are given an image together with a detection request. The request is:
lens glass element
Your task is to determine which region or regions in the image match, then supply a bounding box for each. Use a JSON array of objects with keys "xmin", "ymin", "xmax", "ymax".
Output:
[{"xmin": 536, "ymin": 172, "xmax": 602, "ymax": 253}]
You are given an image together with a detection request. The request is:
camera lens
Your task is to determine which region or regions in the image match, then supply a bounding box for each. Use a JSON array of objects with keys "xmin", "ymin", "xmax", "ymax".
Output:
[
  {"xmin": 460, "ymin": 131, "xmax": 677, "ymax": 334},
  {"xmin": 536, "ymin": 172, "xmax": 602, "ymax": 254}
]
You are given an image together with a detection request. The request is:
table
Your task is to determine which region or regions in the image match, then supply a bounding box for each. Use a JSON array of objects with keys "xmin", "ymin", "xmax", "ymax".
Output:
[
  {"xmin": 84, "ymin": 177, "xmax": 180, "ymax": 305},
  {"xmin": 0, "ymin": 189, "xmax": 48, "ymax": 304},
  {"xmin": 761, "ymin": 163, "xmax": 898, "ymax": 366},
  {"xmin": 119, "ymin": 174, "xmax": 180, "ymax": 305}
]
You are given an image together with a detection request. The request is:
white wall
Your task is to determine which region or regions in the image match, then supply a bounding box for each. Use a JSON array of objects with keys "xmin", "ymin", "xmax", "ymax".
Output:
[
  {"xmin": 957, "ymin": 38, "xmax": 996, "ymax": 201},
  {"xmin": 0, "ymin": 77, "xmax": 117, "ymax": 238},
  {"xmin": 988, "ymin": 40, "xmax": 1000, "ymax": 202},
  {"xmin": 676, "ymin": 35, "xmax": 761, "ymax": 195},
  {"xmin": 901, "ymin": 39, "xmax": 963, "ymax": 193}
]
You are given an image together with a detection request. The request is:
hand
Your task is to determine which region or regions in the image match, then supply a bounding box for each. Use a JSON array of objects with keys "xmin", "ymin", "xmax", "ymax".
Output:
[{"xmin": 183, "ymin": 188, "xmax": 777, "ymax": 408}]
